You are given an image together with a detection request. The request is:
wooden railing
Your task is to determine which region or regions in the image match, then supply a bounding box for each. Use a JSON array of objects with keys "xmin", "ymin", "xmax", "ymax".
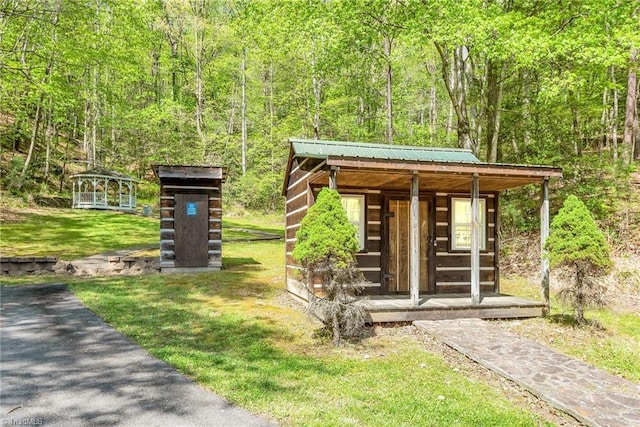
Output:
[
  {"xmin": 73, "ymin": 192, "xmax": 136, "ymax": 210},
  {"xmin": 74, "ymin": 192, "xmax": 107, "ymax": 208}
]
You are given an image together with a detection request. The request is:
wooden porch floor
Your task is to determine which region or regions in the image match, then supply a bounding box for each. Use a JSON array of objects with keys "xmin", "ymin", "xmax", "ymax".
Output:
[{"xmin": 362, "ymin": 293, "xmax": 545, "ymax": 322}]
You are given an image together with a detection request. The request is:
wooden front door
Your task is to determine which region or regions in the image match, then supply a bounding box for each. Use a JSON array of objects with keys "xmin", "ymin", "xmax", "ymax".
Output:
[
  {"xmin": 387, "ymin": 199, "xmax": 429, "ymax": 293},
  {"xmin": 174, "ymin": 193, "xmax": 209, "ymax": 267}
]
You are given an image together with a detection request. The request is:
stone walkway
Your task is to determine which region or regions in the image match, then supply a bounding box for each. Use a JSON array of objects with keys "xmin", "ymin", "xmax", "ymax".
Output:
[{"xmin": 415, "ymin": 319, "xmax": 640, "ymax": 427}]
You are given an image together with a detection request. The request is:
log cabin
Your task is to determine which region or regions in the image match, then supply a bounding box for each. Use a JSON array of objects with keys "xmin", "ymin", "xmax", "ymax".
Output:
[{"xmin": 283, "ymin": 139, "xmax": 563, "ymax": 322}]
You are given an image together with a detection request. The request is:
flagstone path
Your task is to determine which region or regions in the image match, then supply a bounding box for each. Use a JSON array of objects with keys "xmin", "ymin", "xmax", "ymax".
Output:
[{"xmin": 415, "ymin": 318, "xmax": 640, "ymax": 427}]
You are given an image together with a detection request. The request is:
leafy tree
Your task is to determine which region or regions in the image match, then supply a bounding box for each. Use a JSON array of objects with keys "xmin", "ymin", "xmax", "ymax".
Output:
[
  {"xmin": 292, "ymin": 188, "xmax": 368, "ymax": 346},
  {"xmin": 545, "ymin": 195, "xmax": 613, "ymax": 325}
]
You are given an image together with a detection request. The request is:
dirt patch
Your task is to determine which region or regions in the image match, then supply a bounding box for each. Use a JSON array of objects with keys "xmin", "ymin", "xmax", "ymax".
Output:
[
  {"xmin": 375, "ymin": 324, "xmax": 582, "ymax": 426},
  {"xmin": 0, "ymin": 206, "xmax": 31, "ymax": 223}
]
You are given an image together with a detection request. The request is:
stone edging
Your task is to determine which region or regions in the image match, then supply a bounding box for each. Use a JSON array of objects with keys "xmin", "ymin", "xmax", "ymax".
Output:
[{"xmin": 1, "ymin": 257, "xmax": 60, "ymax": 275}]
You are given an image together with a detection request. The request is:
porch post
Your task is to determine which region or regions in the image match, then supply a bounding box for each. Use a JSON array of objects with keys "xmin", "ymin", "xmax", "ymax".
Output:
[
  {"xmin": 410, "ymin": 171, "xmax": 420, "ymax": 307},
  {"xmin": 329, "ymin": 166, "xmax": 339, "ymax": 190},
  {"xmin": 540, "ymin": 177, "xmax": 550, "ymax": 315},
  {"xmin": 471, "ymin": 173, "xmax": 480, "ymax": 305}
]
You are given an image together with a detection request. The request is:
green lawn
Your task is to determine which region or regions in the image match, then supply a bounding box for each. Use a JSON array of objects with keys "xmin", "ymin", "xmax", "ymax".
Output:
[
  {"xmin": 66, "ymin": 240, "xmax": 545, "ymax": 426},
  {"xmin": 1, "ymin": 207, "xmax": 550, "ymax": 426},
  {"xmin": 0, "ymin": 207, "xmax": 282, "ymax": 259},
  {"xmin": 0, "ymin": 208, "xmax": 158, "ymax": 259},
  {"xmin": 501, "ymin": 276, "xmax": 640, "ymax": 383}
]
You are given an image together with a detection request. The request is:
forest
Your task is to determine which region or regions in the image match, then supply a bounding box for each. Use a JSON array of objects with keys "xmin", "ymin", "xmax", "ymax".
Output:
[{"xmin": 1, "ymin": 0, "xmax": 639, "ymax": 223}]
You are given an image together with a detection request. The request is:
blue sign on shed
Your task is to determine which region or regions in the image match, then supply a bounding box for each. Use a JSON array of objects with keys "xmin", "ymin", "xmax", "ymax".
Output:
[{"xmin": 186, "ymin": 202, "xmax": 197, "ymax": 216}]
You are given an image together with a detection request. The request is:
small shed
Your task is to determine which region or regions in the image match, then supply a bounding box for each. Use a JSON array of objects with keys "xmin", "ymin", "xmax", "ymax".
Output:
[
  {"xmin": 154, "ymin": 165, "xmax": 227, "ymax": 273},
  {"xmin": 283, "ymin": 139, "xmax": 563, "ymax": 321},
  {"xmin": 70, "ymin": 168, "xmax": 137, "ymax": 211}
]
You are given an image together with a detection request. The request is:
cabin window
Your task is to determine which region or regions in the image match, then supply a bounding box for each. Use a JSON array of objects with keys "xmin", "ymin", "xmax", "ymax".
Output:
[
  {"xmin": 341, "ymin": 195, "xmax": 366, "ymax": 250},
  {"xmin": 451, "ymin": 198, "xmax": 486, "ymax": 251}
]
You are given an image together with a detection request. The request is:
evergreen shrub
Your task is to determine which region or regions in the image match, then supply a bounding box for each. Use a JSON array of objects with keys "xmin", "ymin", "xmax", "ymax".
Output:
[
  {"xmin": 292, "ymin": 188, "xmax": 368, "ymax": 345},
  {"xmin": 545, "ymin": 195, "xmax": 612, "ymax": 324}
]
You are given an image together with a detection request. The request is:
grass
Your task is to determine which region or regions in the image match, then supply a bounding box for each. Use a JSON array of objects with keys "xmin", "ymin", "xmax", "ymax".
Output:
[
  {"xmin": 0, "ymin": 207, "xmax": 283, "ymax": 259},
  {"xmin": 0, "ymin": 208, "xmax": 158, "ymax": 259},
  {"xmin": 500, "ymin": 275, "xmax": 640, "ymax": 382},
  {"xmin": 64, "ymin": 241, "xmax": 545, "ymax": 426},
  {"xmin": 0, "ymin": 207, "xmax": 550, "ymax": 426}
]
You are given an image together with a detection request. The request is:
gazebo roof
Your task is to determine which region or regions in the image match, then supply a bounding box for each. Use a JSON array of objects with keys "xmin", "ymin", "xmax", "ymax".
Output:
[{"xmin": 70, "ymin": 167, "xmax": 138, "ymax": 182}]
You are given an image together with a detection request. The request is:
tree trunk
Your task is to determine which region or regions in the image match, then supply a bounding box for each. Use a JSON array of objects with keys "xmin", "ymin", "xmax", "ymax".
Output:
[
  {"xmin": 485, "ymin": 59, "xmax": 504, "ymax": 162},
  {"xmin": 59, "ymin": 124, "xmax": 71, "ymax": 193},
  {"xmin": 446, "ymin": 102, "xmax": 453, "ymax": 145},
  {"xmin": 519, "ymin": 69, "xmax": 532, "ymax": 147},
  {"xmin": 227, "ymin": 85, "xmax": 237, "ymax": 134},
  {"xmin": 600, "ymin": 85, "xmax": 609, "ymax": 156},
  {"xmin": 332, "ymin": 312, "xmax": 341, "ymax": 347},
  {"xmin": 43, "ymin": 96, "xmax": 54, "ymax": 185},
  {"xmin": 571, "ymin": 98, "xmax": 582, "ymax": 156},
  {"xmin": 241, "ymin": 45, "xmax": 247, "ymax": 175},
  {"xmin": 152, "ymin": 48, "xmax": 161, "ymax": 103},
  {"xmin": 575, "ymin": 265, "xmax": 585, "ymax": 325},
  {"xmin": 171, "ymin": 40, "xmax": 179, "ymax": 102},
  {"xmin": 193, "ymin": 2, "xmax": 205, "ymax": 141},
  {"xmin": 91, "ymin": 65, "xmax": 99, "ymax": 167},
  {"xmin": 611, "ymin": 66, "xmax": 619, "ymax": 162},
  {"xmin": 83, "ymin": 98, "xmax": 90, "ymax": 163},
  {"xmin": 623, "ymin": 48, "xmax": 638, "ymax": 164},
  {"xmin": 426, "ymin": 62, "xmax": 438, "ymax": 143},
  {"xmin": 435, "ymin": 43, "xmax": 477, "ymax": 153},
  {"xmin": 311, "ymin": 49, "xmax": 322, "ymax": 140},
  {"xmin": 18, "ymin": 92, "xmax": 44, "ymax": 189},
  {"xmin": 384, "ymin": 36, "xmax": 393, "ymax": 145},
  {"xmin": 160, "ymin": 1, "xmax": 182, "ymax": 102}
]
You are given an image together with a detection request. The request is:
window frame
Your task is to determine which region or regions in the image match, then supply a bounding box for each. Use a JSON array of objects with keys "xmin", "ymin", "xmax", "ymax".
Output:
[
  {"xmin": 450, "ymin": 197, "xmax": 487, "ymax": 251},
  {"xmin": 340, "ymin": 194, "xmax": 366, "ymax": 251}
]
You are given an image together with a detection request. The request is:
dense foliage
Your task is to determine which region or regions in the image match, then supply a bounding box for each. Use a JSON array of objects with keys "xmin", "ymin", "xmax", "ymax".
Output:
[
  {"xmin": 292, "ymin": 188, "xmax": 367, "ymax": 345},
  {"xmin": 1, "ymin": 0, "xmax": 638, "ymax": 218},
  {"xmin": 545, "ymin": 195, "xmax": 613, "ymax": 324}
]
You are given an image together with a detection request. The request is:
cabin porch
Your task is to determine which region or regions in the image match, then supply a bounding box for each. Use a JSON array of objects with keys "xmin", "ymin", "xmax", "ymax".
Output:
[{"xmin": 362, "ymin": 293, "xmax": 545, "ymax": 322}]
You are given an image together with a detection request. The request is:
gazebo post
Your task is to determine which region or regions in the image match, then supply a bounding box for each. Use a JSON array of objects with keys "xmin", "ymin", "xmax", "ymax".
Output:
[
  {"xmin": 119, "ymin": 179, "xmax": 123, "ymax": 208},
  {"xmin": 92, "ymin": 179, "xmax": 98, "ymax": 208}
]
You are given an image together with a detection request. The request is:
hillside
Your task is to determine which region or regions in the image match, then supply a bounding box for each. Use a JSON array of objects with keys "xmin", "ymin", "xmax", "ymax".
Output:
[{"xmin": 501, "ymin": 169, "xmax": 640, "ymax": 314}]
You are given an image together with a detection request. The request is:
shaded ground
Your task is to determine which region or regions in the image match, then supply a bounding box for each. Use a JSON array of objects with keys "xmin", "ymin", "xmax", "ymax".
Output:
[{"xmin": 0, "ymin": 284, "xmax": 275, "ymax": 427}]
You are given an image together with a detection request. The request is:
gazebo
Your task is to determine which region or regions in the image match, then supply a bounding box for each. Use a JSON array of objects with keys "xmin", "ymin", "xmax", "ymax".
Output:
[{"xmin": 70, "ymin": 168, "xmax": 138, "ymax": 211}]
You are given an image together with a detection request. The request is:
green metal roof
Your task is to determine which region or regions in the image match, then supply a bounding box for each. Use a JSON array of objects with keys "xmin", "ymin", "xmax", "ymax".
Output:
[{"xmin": 290, "ymin": 139, "xmax": 481, "ymax": 163}]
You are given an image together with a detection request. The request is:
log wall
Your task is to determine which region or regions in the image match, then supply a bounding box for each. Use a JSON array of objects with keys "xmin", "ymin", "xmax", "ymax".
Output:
[{"xmin": 158, "ymin": 168, "xmax": 224, "ymax": 273}]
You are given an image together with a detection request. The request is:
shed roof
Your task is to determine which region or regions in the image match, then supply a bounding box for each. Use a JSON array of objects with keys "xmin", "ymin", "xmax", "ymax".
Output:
[
  {"xmin": 290, "ymin": 139, "xmax": 480, "ymax": 163},
  {"xmin": 153, "ymin": 165, "xmax": 228, "ymax": 182}
]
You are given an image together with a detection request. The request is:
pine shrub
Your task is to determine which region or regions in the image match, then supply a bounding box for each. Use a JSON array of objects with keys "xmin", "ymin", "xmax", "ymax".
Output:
[
  {"xmin": 292, "ymin": 188, "xmax": 368, "ymax": 345},
  {"xmin": 545, "ymin": 195, "xmax": 612, "ymax": 325}
]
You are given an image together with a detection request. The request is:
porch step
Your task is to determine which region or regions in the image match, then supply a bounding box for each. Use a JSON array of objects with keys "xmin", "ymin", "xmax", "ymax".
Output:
[{"xmin": 364, "ymin": 294, "xmax": 545, "ymax": 322}]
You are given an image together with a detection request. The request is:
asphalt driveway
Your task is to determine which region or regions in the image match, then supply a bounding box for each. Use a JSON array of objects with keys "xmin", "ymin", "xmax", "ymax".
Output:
[{"xmin": 0, "ymin": 284, "xmax": 276, "ymax": 426}]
